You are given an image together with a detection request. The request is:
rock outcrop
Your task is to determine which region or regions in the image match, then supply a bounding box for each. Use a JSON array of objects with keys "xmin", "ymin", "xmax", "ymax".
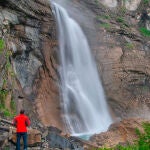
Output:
[
  {"xmin": 75, "ymin": 0, "xmax": 150, "ymax": 121},
  {"xmin": 0, "ymin": 0, "xmax": 62, "ymax": 129},
  {"xmin": 90, "ymin": 118, "xmax": 150, "ymax": 148},
  {"xmin": 11, "ymin": 128, "xmax": 41, "ymax": 145}
]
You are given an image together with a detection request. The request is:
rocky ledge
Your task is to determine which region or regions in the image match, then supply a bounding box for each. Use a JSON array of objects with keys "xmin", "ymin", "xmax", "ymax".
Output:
[{"xmin": 90, "ymin": 118, "xmax": 150, "ymax": 148}]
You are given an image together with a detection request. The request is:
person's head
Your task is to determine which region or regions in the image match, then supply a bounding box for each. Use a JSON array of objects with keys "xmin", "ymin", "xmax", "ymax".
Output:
[{"xmin": 20, "ymin": 109, "xmax": 25, "ymax": 114}]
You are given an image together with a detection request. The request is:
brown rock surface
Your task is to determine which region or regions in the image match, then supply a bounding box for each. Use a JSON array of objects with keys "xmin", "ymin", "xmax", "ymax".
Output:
[
  {"xmin": 90, "ymin": 118, "xmax": 150, "ymax": 148},
  {"xmin": 0, "ymin": 0, "xmax": 63, "ymax": 129},
  {"xmin": 77, "ymin": 0, "xmax": 150, "ymax": 120}
]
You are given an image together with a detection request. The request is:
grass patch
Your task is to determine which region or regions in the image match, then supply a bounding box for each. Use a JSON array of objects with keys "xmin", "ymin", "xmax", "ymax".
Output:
[
  {"xmin": 0, "ymin": 39, "xmax": 5, "ymax": 53},
  {"xmin": 97, "ymin": 15, "xmax": 111, "ymax": 20},
  {"xmin": 139, "ymin": 27, "xmax": 150, "ymax": 37},
  {"xmin": 100, "ymin": 23, "xmax": 111, "ymax": 29},
  {"xmin": 116, "ymin": 17, "xmax": 125, "ymax": 23},
  {"xmin": 102, "ymin": 15, "xmax": 111, "ymax": 20},
  {"xmin": 125, "ymin": 42, "xmax": 134, "ymax": 50},
  {"xmin": 116, "ymin": 17, "xmax": 129, "ymax": 27}
]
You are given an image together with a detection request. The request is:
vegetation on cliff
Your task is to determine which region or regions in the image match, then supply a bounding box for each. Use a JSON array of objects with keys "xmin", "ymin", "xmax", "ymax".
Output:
[
  {"xmin": 140, "ymin": 27, "xmax": 150, "ymax": 37},
  {"xmin": 0, "ymin": 39, "xmax": 5, "ymax": 52},
  {"xmin": 0, "ymin": 38, "xmax": 16, "ymax": 118}
]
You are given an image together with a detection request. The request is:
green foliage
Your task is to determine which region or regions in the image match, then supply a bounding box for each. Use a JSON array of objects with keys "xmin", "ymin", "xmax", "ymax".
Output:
[
  {"xmin": 102, "ymin": 15, "xmax": 111, "ymax": 20},
  {"xmin": 96, "ymin": 147, "xmax": 111, "ymax": 150},
  {"xmin": 3, "ymin": 109, "xmax": 12, "ymax": 117},
  {"xmin": 4, "ymin": 50, "xmax": 13, "ymax": 75},
  {"xmin": 97, "ymin": 15, "xmax": 111, "ymax": 20},
  {"xmin": 125, "ymin": 42, "xmax": 134, "ymax": 50},
  {"xmin": 98, "ymin": 15, "xmax": 111, "ymax": 19},
  {"xmin": 116, "ymin": 17, "xmax": 125, "ymax": 23},
  {"xmin": 0, "ymin": 89, "xmax": 8, "ymax": 108},
  {"xmin": 4, "ymin": 147, "xmax": 10, "ymax": 150},
  {"xmin": 95, "ymin": 0, "xmax": 99, "ymax": 5},
  {"xmin": 0, "ymin": 39, "xmax": 16, "ymax": 118},
  {"xmin": 0, "ymin": 39, "xmax": 5, "ymax": 53},
  {"xmin": 116, "ymin": 17, "xmax": 129, "ymax": 27},
  {"xmin": 0, "ymin": 89, "xmax": 16, "ymax": 118},
  {"xmin": 136, "ymin": 123, "xmax": 150, "ymax": 150},
  {"xmin": 116, "ymin": 145, "xmax": 138, "ymax": 150},
  {"xmin": 100, "ymin": 23, "xmax": 111, "ymax": 29},
  {"xmin": 144, "ymin": 0, "xmax": 150, "ymax": 4},
  {"xmin": 139, "ymin": 28, "xmax": 150, "ymax": 37}
]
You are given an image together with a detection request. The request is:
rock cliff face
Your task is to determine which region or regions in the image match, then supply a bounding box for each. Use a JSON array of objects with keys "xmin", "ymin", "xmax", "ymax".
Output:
[
  {"xmin": 75, "ymin": 0, "xmax": 150, "ymax": 120},
  {"xmin": 0, "ymin": 0, "xmax": 62, "ymax": 129}
]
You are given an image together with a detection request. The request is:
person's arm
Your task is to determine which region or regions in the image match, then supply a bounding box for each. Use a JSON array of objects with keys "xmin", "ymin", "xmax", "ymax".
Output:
[{"xmin": 25, "ymin": 117, "xmax": 31, "ymax": 127}]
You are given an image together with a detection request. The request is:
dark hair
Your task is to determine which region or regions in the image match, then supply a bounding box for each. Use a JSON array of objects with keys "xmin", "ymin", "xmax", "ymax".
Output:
[{"xmin": 20, "ymin": 109, "xmax": 25, "ymax": 114}]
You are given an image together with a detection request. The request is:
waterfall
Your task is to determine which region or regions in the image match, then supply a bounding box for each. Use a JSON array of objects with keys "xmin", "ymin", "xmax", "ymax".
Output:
[{"xmin": 52, "ymin": 2, "xmax": 112, "ymax": 136}]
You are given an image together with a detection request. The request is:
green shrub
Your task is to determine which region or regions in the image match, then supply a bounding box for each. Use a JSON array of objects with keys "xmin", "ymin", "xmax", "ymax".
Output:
[
  {"xmin": 0, "ymin": 39, "xmax": 5, "ymax": 53},
  {"xmin": 139, "ymin": 27, "xmax": 150, "ymax": 37},
  {"xmin": 3, "ymin": 109, "xmax": 12, "ymax": 117},
  {"xmin": 136, "ymin": 123, "xmax": 150, "ymax": 150},
  {"xmin": 116, "ymin": 17, "xmax": 125, "ymax": 23},
  {"xmin": 0, "ymin": 90, "xmax": 16, "ymax": 118},
  {"xmin": 144, "ymin": 0, "xmax": 150, "ymax": 4},
  {"xmin": 100, "ymin": 23, "xmax": 111, "ymax": 29}
]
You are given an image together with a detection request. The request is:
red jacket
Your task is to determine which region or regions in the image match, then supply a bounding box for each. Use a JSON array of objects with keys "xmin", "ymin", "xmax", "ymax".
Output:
[{"xmin": 13, "ymin": 114, "xmax": 30, "ymax": 132}]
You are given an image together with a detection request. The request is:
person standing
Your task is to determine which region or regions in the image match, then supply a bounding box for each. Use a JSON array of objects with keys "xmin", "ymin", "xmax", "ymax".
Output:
[{"xmin": 13, "ymin": 109, "xmax": 30, "ymax": 150}]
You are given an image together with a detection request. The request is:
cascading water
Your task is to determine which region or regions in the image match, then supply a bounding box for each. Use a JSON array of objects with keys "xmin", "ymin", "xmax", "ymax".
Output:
[{"xmin": 52, "ymin": 2, "xmax": 112, "ymax": 137}]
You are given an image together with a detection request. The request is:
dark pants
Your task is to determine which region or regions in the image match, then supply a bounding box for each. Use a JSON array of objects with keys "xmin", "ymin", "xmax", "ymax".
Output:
[{"xmin": 16, "ymin": 132, "xmax": 28, "ymax": 150}]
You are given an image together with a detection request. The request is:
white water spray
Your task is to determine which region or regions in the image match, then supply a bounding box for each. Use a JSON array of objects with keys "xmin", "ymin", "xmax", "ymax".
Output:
[{"xmin": 52, "ymin": 2, "xmax": 112, "ymax": 136}]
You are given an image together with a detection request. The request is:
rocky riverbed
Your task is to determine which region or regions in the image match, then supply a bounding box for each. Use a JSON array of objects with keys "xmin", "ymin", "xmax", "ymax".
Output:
[
  {"xmin": 0, "ymin": 0, "xmax": 150, "ymax": 149},
  {"xmin": 0, "ymin": 117, "xmax": 149, "ymax": 150}
]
